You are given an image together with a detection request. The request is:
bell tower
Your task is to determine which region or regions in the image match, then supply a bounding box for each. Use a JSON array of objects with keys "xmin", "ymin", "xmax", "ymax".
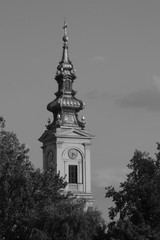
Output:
[{"xmin": 39, "ymin": 22, "xmax": 94, "ymax": 207}]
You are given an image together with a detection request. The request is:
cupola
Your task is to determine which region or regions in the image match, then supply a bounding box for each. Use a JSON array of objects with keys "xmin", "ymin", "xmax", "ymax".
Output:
[{"xmin": 47, "ymin": 22, "xmax": 86, "ymax": 130}]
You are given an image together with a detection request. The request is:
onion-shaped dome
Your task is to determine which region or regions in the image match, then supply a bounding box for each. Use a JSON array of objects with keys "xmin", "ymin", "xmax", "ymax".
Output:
[{"xmin": 46, "ymin": 22, "xmax": 85, "ymax": 129}]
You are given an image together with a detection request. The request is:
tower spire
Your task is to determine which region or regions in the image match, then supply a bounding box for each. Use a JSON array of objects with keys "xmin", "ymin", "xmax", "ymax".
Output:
[{"xmin": 46, "ymin": 22, "xmax": 86, "ymax": 130}]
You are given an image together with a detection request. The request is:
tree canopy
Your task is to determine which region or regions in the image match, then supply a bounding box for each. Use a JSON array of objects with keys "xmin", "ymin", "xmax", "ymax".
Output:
[
  {"xmin": 105, "ymin": 144, "xmax": 160, "ymax": 240},
  {"xmin": 0, "ymin": 117, "xmax": 106, "ymax": 240}
]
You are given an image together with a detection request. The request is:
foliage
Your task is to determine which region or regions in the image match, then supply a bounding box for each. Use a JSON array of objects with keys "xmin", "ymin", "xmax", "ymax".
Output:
[
  {"xmin": 105, "ymin": 144, "xmax": 160, "ymax": 239},
  {"xmin": 0, "ymin": 116, "xmax": 106, "ymax": 240},
  {"xmin": 0, "ymin": 117, "xmax": 67, "ymax": 239},
  {"xmin": 31, "ymin": 199, "xmax": 107, "ymax": 240},
  {"xmin": 107, "ymin": 219, "xmax": 160, "ymax": 240}
]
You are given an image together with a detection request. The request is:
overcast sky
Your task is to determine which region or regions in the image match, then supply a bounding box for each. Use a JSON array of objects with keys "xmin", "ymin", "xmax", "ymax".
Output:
[{"xmin": 1, "ymin": 0, "xmax": 160, "ymax": 220}]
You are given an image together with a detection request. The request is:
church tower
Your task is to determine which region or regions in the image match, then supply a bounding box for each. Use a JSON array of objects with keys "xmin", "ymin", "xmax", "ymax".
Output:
[{"xmin": 39, "ymin": 22, "xmax": 94, "ymax": 207}]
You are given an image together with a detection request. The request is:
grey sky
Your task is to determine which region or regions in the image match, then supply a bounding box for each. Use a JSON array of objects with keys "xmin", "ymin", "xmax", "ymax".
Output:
[{"xmin": 1, "ymin": 0, "xmax": 160, "ymax": 220}]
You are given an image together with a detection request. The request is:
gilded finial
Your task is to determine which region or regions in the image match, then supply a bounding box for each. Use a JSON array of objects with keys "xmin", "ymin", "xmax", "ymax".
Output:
[{"xmin": 63, "ymin": 21, "xmax": 68, "ymax": 43}]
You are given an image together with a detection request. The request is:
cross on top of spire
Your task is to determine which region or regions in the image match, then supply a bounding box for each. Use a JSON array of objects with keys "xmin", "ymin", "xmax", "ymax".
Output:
[
  {"xmin": 63, "ymin": 21, "xmax": 68, "ymax": 43},
  {"xmin": 63, "ymin": 21, "xmax": 67, "ymax": 35}
]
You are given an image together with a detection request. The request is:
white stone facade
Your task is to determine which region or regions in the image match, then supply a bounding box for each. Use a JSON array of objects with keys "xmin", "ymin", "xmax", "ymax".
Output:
[{"xmin": 39, "ymin": 128, "xmax": 94, "ymax": 207}]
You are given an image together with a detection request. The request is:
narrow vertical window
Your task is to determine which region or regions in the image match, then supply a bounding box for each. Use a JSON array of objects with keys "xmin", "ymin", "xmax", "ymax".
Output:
[{"xmin": 69, "ymin": 165, "xmax": 77, "ymax": 183}]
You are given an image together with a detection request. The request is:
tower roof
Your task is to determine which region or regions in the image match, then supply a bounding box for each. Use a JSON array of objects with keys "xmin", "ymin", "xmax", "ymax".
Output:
[{"xmin": 46, "ymin": 22, "xmax": 86, "ymax": 130}]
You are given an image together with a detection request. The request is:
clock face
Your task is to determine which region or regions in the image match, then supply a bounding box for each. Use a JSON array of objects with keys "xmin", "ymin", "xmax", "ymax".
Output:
[{"xmin": 68, "ymin": 148, "xmax": 78, "ymax": 159}]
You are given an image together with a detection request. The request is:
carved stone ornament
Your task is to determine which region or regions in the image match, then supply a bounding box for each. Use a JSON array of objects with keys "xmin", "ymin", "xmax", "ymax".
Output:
[{"xmin": 64, "ymin": 113, "xmax": 75, "ymax": 124}]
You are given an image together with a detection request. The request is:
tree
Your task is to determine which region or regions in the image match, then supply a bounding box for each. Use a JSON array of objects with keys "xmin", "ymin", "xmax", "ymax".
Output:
[
  {"xmin": 0, "ymin": 117, "xmax": 67, "ymax": 240},
  {"xmin": 32, "ymin": 199, "xmax": 107, "ymax": 240},
  {"xmin": 105, "ymin": 144, "xmax": 160, "ymax": 240},
  {"xmin": 0, "ymin": 117, "xmax": 106, "ymax": 240}
]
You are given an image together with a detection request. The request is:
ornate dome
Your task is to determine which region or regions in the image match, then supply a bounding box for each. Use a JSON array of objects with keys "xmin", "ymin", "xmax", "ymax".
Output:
[{"xmin": 47, "ymin": 22, "xmax": 86, "ymax": 130}]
